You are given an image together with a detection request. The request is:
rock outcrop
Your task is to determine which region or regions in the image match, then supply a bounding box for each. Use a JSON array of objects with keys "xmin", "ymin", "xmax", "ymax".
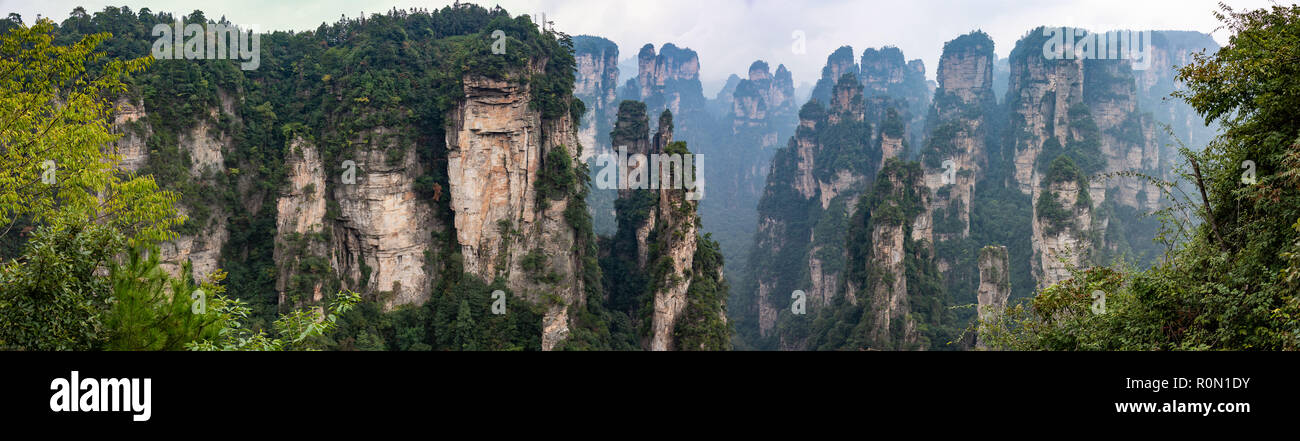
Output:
[
  {"xmin": 108, "ymin": 97, "xmax": 233, "ymax": 283},
  {"xmin": 573, "ymin": 35, "xmax": 620, "ymax": 162},
  {"xmin": 445, "ymin": 74, "xmax": 589, "ymax": 350},
  {"xmin": 732, "ymin": 61, "xmax": 797, "ymax": 132},
  {"xmin": 627, "ymin": 43, "xmax": 706, "ymax": 119},
  {"xmin": 975, "ymin": 245, "xmax": 1010, "ymax": 348},
  {"xmin": 273, "ymin": 128, "xmax": 440, "ymax": 310},
  {"xmin": 756, "ymin": 74, "xmax": 874, "ymax": 338},
  {"xmin": 1006, "ymin": 29, "xmax": 1094, "ymax": 289},
  {"xmin": 604, "ymin": 103, "xmax": 726, "ymax": 350},
  {"xmin": 824, "ymin": 158, "xmax": 948, "ymax": 350},
  {"xmin": 921, "ymin": 31, "xmax": 998, "ymax": 241}
]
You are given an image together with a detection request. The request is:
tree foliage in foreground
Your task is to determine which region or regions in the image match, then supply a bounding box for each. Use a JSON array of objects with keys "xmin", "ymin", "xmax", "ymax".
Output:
[{"xmin": 0, "ymin": 18, "xmax": 182, "ymax": 246}]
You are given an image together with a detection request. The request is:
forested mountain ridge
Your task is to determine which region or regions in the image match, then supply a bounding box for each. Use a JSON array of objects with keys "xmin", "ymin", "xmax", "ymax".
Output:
[
  {"xmin": 4, "ymin": 2, "xmax": 1297, "ymax": 352},
  {"xmin": 0, "ymin": 4, "xmax": 727, "ymax": 351},
  {"xmin": 723, "ymin": 25, "xmax": 1228, "ymax": 350}
]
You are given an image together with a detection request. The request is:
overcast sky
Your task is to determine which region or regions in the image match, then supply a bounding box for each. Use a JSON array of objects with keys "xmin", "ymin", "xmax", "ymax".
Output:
[{"xmin": 2, "ymin": 0, "xmax": 1280, "ymax": 94}]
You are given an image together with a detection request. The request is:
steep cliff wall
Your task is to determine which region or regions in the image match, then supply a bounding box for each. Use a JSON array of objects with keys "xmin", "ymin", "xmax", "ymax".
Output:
[
  {"xmin": 444, "ymin": 74, "xmax": 591, "ymax": 350},
  {"xmin": 273, "ymin": 127, "xmax": 440, "ymax": 310},
  {"xmin": 573, "ymin": 35, "xmax": 620, "ymax": 162},
  {"xmin": 742, "ymin": 71, "xmax": 881, "ymax": 348},
  {"xmin": 1005, "ymin": 29, "xmax": 1095, "ymax": 290},
  {"xmin": 1004, "ymin": 27, "xmax": 1178, "ymax": 289},
  {"xmin": 109, "ymin": 97, "xmax": 233, "ymax": 283},
  {"xmin": 739, "ymin": 43, "xmax": 936, "ymax": 349},
  {"xmin": 860, "ymin": 47, "xmax": 931, "ymax": 149},
  {"xmin": 627, "ymin": 43, "xmax": 706, "ymax": 119},
  {"xmin": 602, "ymin": 103, "xmax": 727, "ymax": 350},
  {"xmin": 975, "ymin": 245, "xmax": 1010, "ymax": 348},
  {"xmin": 921, "ymin": 32, "xmax": 998, "ymax": 241},
  {"xmin": 807, "ymin": 158, "xmax": 952, "ymax": 350}
]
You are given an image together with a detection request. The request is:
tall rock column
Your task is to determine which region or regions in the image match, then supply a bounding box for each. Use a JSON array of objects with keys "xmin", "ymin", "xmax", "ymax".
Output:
[
  {"xmin": 921, "ymin": 31, "xmax": 998, "ymax": 241},
  {"xmin": 1006, "ymin": 29, "xmax": 1094, "ymax": 289},
  {"xmin": 573, "ymin": 35, "xmax": 620, "ymax": 162},
  {"xmin": 976, "ymin": 245, "xmax": 1010, "ymax": 348},
  {"xmin": 445, "ymin": 73, "xmax": 590, "ymax": 350}
]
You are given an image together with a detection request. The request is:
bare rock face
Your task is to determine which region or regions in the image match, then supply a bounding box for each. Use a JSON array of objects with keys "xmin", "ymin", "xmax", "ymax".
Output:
[
  {"xmin": 159, "ymin": 209, "xmax": 228, "ymax": 283},
  {"xmin": 107, "ymin": 97, "xmax": 233, "ymax": 283},
  {"xmin": 1006, "ymin": 30, "xmax": 1096, "ymax": 289},
  {"xmin": 792, "ymin": 118, "xmax": 821, "ymax": 200},
  {"xmin": 273, "ymin": 137, "xmax": 330, "ymax": 304},
  {"xmin": 868, "ymin": 222, "xmax": 916, "ymax": 345},
  {"xmin": 976, "ymin": 245, "xmax": 1010, "ymax": 348},
  {"xmin": 1085, "ymin": 59, "xmax": 1160, "ymax": 210},
  {"xmin": 269, "ymin": 127, "xmax": 440, "ymax": 311},
  {"xmin": 1009, "ymin": 49, "xmax": 1084, "ymax": 196},
  {"xmin": 1031, "ymin": 179, "xmax": 1093, "ymax": 289},
  {"xmin": 880, "ymin": 131, "xmax": 905, "ymax": 165},
  {"xmin": 606, "ymin": 105, "xmax": 713, "ymax": 350},
  {"xmin": 110, "ymin": 99, "xmax": 149, "ymax": 173},
  {"xmin": 806, "ymin": 240, "xmax": 839, "ymax": 308},
  {"xmin": 647, "ymin": 164, "xmax": 699, "ymax": 351},
  {"xmin": 922, "ymin": 32, "xmax": 998, "ymax": 241},
  {"xmin": 633, "ymin": 43, "xmax": 705, "ymax": 118},
  {"xmin": 828, "ymin": 73, "xmax": 865, "ymax": 124},
  {"xmin": 818, "ymin": 169, "xmax": 861, "ymax": 211},
  {"xmin": 862, "ymin": 162, "xmax": 929, "ymax": 348},
  {"xmin": 732, "ymin": 61, "xmax": 796, "ymax": 132},
  {"xmin": 573, "ymin": 36, "xmax": 620, "ymax": 162},
  {"xmin": 446, "ymin": 74, "xmax": 588, "ymax": 350},
  {"xmin": 446, "ymin": 76, "xmax": 542, "ymax": 279},
  {"xmin": 860, "ymin": 47, "xmax": 930, "ymax": 148},
  {"xmin": 809, "ymin": 46, "xmax": 858, "ymax": 105},
  {"xmin": 1003, "ymin": 27, "xmax": 1183, "ymax": 290},
  {"xmin": 333, "ymin": 130, "xmax": 439, "ymax": 309}
]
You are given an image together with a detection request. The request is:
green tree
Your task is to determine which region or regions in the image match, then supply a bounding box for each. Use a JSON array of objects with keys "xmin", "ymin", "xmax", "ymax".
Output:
[
  {"xmin": 0, "ymin": 19, "xmax": 181, "ymax": 245},
  {"xmin": 0, "ymin": 219, "xmax": 122, "ymax": 350},
  {"xmin": 187, "ymin": 291, "xmax": 361, "ymax": 351},
  {"xmin": 102, "ymin": 245, "xmax": 227, "ymax": 351}
]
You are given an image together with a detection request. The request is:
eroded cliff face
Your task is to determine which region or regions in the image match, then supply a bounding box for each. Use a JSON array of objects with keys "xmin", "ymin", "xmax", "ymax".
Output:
[
  {"xmin": 267, "ymin": 71, "xmax": 594, "ymax": 350},
  {"xmin": 809, "ymin": 46, "xmax": 858, "ymax": 105},
  {"xmin": 921, "ymin": 32, "xmax": 998, "ymax": 241},
  {"xmin": 111, "ymin": 99, "xmax": 149, "ymax": 173},
  {"xmin": 109, "ymin": 97, "xmax": 232, "ymax": 283},
  {"xmin": 755, "ymin": 75, "xmax": 871, "ymax": 338},
  {"xmin": 1008, "ymin": 49, "xmax": 1084, "ymax": 196},
  {"xmin": 838, "ymin": 159, "xmax": 939, "ymax": 350},
  {"xmin": 975, "ymin": 245, "xmax": 1010, "ymax": 348},
  {"xmin": 746, "ymin": 50, "xmax": 937, "ymax": 347},
  {"xmin": 869, "ymin": 164, "xmax": 925, "ymax": 347},
  {"xmin": 630, "ymin": 43, "xmax": 705, "ymax": 118},
  {"xmin": 273, "ymin": 137, "xmax": 328, "ymax": 305},
  {"xmin": 1006, "ymin": 32, "xmax": 1094, "ymax": 290},
  {"xmin": 732, "ymin": 61, "xmax": 797, "ymax": 132},
  {"xmin": 272, "ymin": 128, "xmax": 440, "ymax": 310},
  {"xmin": 1031, "ymin": 178, "xmax": 1093, "ymax": 288},
  {"xmin": 860, "ymin": 47, "xmax": 930, "ymax": 148},
  {"xmin": 646, "ymin": 137, "xmax": 699, "ymax": 350},
  {"xmin": 604, "ymin": 104, "xmax": 724, "ymax": 350},
  {"xmin": 1004, "ymin": 28, "xmax": 1180, "ymax": 289},
  {"xmin": 574, "ymin": 36, "xmax": 620, "ymax": 162},
  {"xmin": 445, "ymin": 74, "xmax": 588, "ymax": 350},
  {"xmin": 1085, "ymin": 59, "xmax": 1160, "ymax": 210}
]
